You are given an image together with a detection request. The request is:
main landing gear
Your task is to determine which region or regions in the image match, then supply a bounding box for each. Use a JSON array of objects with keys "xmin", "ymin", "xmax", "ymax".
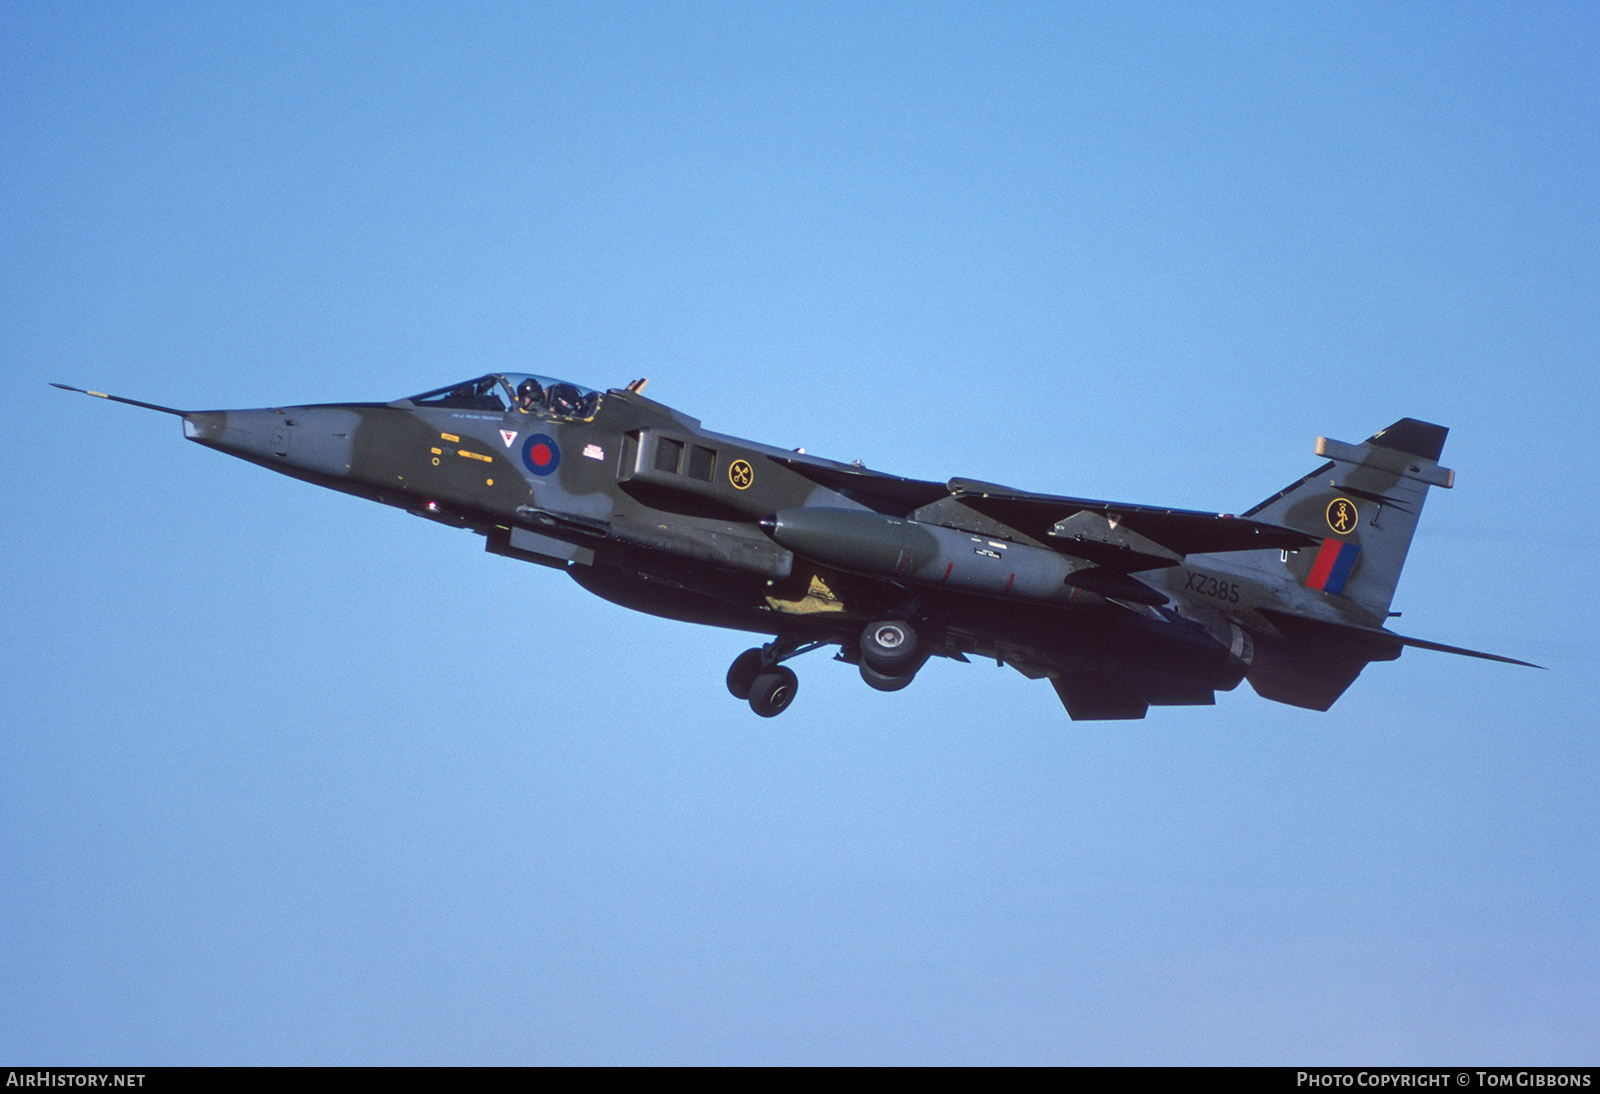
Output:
[
  {"xmin": 726, "ymin": 619, "xmax": 927, "ymax": 717},
  {"xmin": 858, "ymin": 619, "xmax": 921, "ymax": 692}
]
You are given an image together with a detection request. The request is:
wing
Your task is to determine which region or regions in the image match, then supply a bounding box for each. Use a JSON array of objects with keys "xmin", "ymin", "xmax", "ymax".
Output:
[
  {"xmin": 771, "ymin": 456, "xmax": 952, "ymax": 516},
  {"xmin": 774, "ymin": 458, "xmax": 1315, "ymax": 567},
  {"xmin": 947, "ymin": 478, "xmax": 1318, "ymax": 568}
]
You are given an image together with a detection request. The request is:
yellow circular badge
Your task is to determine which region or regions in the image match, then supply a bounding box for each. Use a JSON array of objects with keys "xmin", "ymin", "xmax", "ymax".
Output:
[
  {"xmin": 728, "ymin": 459, "xmax": 754, "ymax": 490},
  {"xmin": 1326, "ymin": 496, "xmax": 1359, "ymax": 535}
]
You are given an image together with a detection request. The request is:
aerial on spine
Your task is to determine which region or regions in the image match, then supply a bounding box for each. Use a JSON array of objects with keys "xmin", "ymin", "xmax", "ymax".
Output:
[{"xmin": 53, "ymin": 375, "xmax": 1537, "ymax": 719}]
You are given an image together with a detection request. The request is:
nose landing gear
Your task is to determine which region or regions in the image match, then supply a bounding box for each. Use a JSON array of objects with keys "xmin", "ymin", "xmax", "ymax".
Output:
[
  {"xmin": 725, "ymin": 647, "xmax": 769, "ymax": 701},
  {"xmin": 726, "ymin": 639, "xmax": 814, "ymax": 718},
  {"xmin": 747, "ymin": 665, "xmax": 799, "ymax": 717}
]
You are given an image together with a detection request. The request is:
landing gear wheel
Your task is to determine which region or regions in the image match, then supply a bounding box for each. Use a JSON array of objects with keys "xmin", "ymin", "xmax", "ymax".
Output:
[
  {"xmin": 861, "ymin": 620, "xmax": 918, "ymax": 672},
  {"xmin": 726, "ymin": 648, "xmax": 766, "ymax": 700},
  {"xmin": 859, "ymin": 661, "xmax": 915, "ymax": 692},
  {"xmin": 748, "ymin": 666, "xmax": 799, "ymax": 718}
]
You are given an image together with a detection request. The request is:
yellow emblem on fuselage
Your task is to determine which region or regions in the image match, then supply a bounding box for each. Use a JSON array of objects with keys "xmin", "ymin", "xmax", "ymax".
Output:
[
  {"xmin": 728, "ymin": 459, "xmax": 754, "ymax": 490},
  {"xmin": 1326, "ymin": 496, "xmax": 1359, "ymax": 535}
]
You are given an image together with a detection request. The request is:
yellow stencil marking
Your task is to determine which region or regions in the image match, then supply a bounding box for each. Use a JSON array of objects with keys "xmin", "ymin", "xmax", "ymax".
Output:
[{"xmin": 440, "ymin": 432, "xmax": 460, "ymax": 443}]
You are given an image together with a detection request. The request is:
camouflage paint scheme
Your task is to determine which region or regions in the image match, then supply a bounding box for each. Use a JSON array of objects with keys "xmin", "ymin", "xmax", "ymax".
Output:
[{"xmin": 56, "ymin": 375, "xmax": 1535, "ymax": 719}]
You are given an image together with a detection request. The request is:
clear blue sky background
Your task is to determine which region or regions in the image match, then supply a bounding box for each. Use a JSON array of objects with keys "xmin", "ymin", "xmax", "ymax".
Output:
[{"xmin": 4, "ymin": 1, "xmax": 1596, "ymax": 1065}]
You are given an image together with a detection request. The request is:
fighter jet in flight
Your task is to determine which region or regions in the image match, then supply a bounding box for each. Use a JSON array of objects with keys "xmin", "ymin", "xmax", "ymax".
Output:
[{"xmin": 55, "ymin": 375, "xmax": 1535, "ymax": 719}]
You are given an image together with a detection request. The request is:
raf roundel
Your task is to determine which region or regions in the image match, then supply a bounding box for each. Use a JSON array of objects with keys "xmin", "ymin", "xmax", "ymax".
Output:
[{"xmin": 522, "ymin": 433, "xmax": 561, "ymax": 476}]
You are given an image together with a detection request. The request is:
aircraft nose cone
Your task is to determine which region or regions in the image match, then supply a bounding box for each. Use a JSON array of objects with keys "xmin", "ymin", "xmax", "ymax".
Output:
[
  {"xmin": 183, "ymin": 407, "xmax": 301, "ymax": 457},
  {"xmin": 181, "ymin": 411, "xmax": 226, "ymax": 443},
  {"xmin": 183, "ymin": 406, "xmax": 360, "ymax": 479},
  {"xmin": 181, "ymin": 409, "xmax": 273, "ymax": 455}
]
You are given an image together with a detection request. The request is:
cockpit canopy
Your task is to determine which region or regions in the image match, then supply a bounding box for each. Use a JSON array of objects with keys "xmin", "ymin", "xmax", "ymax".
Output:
[{"xmin": 406, "ymin": 373, "xmax": 604, "ymax": 420}]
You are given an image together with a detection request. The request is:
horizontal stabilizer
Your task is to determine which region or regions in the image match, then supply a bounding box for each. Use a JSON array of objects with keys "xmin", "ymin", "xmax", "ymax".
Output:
[
  {"xmin": 1258, "ymin": 608, "xmax": 1541, "ymax": 668},
  {"xmin": 1389, "ymin": 633, "xmax": 1543, "ymax": 668}
]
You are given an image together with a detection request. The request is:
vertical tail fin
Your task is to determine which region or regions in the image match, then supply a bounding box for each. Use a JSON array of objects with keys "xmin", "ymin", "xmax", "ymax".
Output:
[{"xmin": 1242, "ymin": 418, "xmax": 1454, "ymax": 622}]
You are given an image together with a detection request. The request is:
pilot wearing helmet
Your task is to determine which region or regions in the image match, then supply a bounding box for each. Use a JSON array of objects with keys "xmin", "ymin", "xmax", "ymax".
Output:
[
  {"xmin": 547, "ymin": 383, "xmax": 583, "ymax": 417},
  {"xmin": 516, "ymin": 378, "xmax": 545, "ymax": 413}
]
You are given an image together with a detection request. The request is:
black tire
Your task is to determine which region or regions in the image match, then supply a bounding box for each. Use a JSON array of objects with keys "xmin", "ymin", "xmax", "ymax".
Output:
[
  {"xmin": 748, "ymin": 666, "xmax": 799, "ymax": 717},
  {"xmin": 859, "ymin": 661, "xmax": 916, "ymax": 692},
  {"xmin": 860, "ymin": 619, "xmax": 917, "ymax": 672},
  {"xmin": 726, "ymin": 648, "xmax": 766, "ymax": 700}
]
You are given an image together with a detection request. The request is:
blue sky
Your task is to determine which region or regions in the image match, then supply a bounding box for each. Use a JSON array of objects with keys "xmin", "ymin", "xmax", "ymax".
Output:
[{"xmin": 4, "ymin": 1, "xmax": 1596, "ymax": 1064}]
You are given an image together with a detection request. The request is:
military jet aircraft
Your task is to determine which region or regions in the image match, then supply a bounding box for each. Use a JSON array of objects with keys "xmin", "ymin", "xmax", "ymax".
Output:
[{"xmin": 54, "ymin": 374, "xmax": 1535, "ymax": 719}]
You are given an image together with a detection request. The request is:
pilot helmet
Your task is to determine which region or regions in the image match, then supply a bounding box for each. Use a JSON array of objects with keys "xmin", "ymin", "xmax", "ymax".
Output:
[
  {"xmin": 517, "ymin": 378, "xmax": 544, "ymax": 407},
  {"xmin": 548, "ymin": 384, "xmax": 580, "ymax": 415}
]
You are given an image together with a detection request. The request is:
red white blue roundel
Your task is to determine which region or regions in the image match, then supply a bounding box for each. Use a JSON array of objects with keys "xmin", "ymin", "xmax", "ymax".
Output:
[{"xmin": 521, "ymin": 433, "xmax": 561, "ymax": 475}]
